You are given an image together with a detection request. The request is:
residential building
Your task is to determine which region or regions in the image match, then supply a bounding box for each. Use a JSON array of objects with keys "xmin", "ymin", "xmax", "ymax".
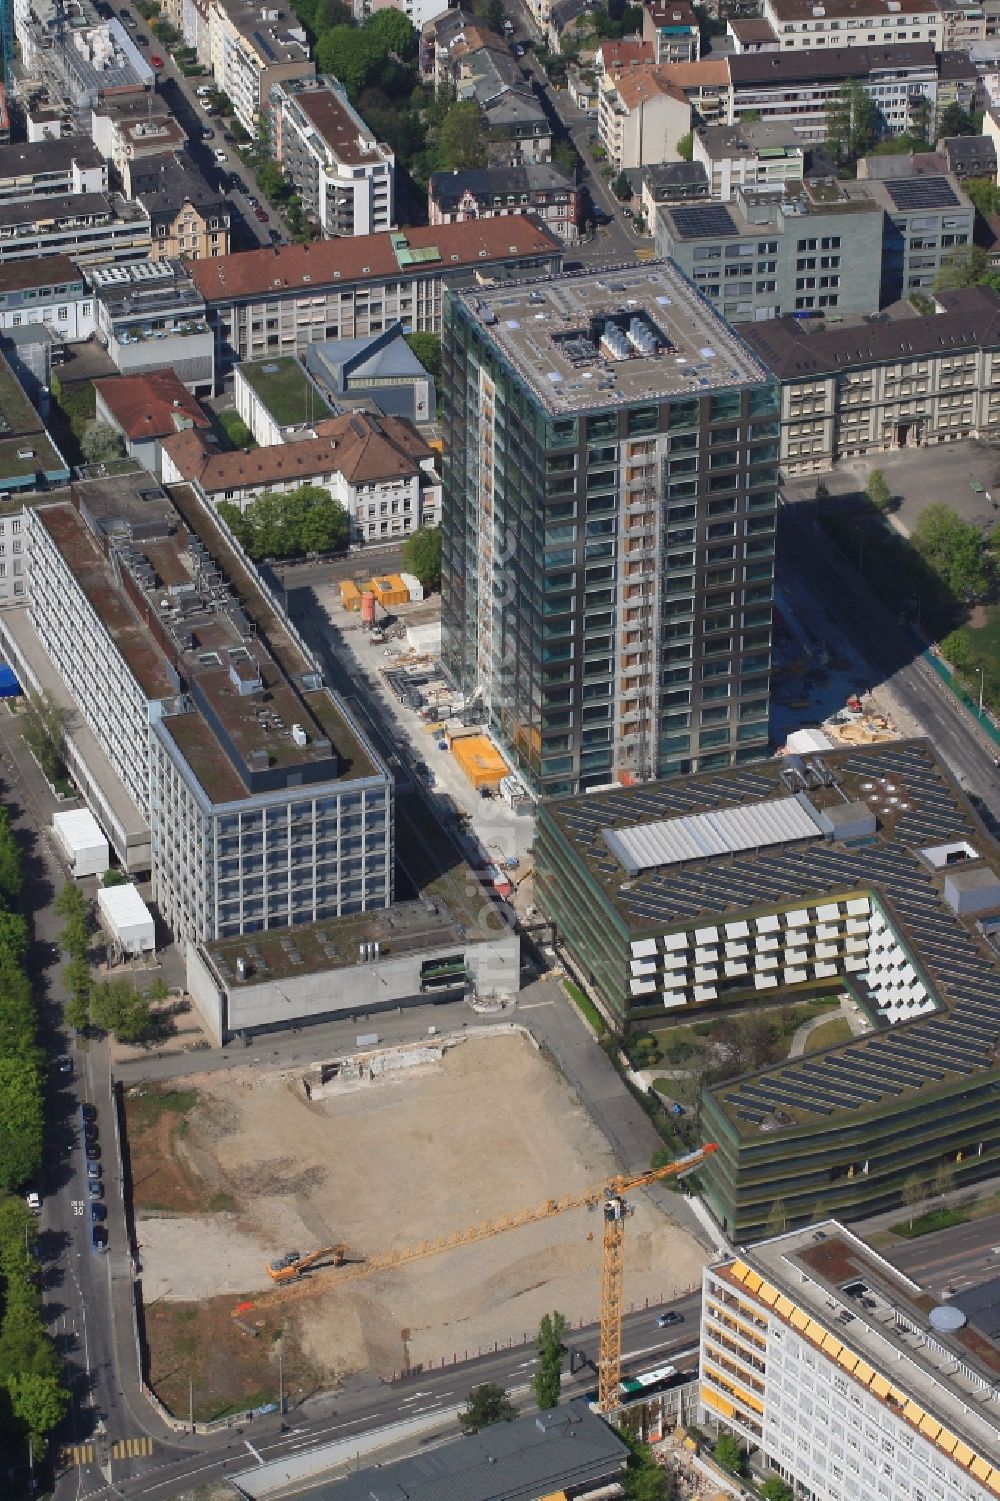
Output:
[
  {"xmin": 428, "ymin": 163, "xmax": 582, "ymax": 242},
  {"xmin": 0, "ymin": 136, "xmax": 106, "ymax": 200},
  {"xmin": 93, "ymin": 369, "xmax": 213, "ymax": 477},
  {"xmin": 939, "ymin": 132, "xmax": 997, "ymax": 177},
  {"xmin": 91, "ymin": 96, "xmax": 189, "ymax": 194},
  {"xmin": 0, "ymin": 256, "xmax": 95, "ymax": 344},
  {"xmin": 852, "ymin": 165, "xmax": 975, "ymax": 299},
  {"xmin": 937, "ymin": 0, "xmax": 989, "ymax": 48},
  {"xmin": 133, "ymin": 155, "xmax": 231, "ymax": 260},
  {"xmin": 535, "ymin": 737, "xmax": 1000, "ymax": 1237},
  {"xmin": 232, "ymin": 355, "xmax": 334, "ymax": 445},
  {"xmin": 655, "ymin": 180, "xmax": 885, "ymax": 322},
  {"xmin": 428, "ymin": 15, "xmax": 552, "ymax": 164},
  {"xmin": 594, "ymin": 38, "xmax": 656, "ymax": 76},
  {"xmin": 637, "ymin": 159, "xmax": 708, "ymax": 226},
  {"xmin": 0, "ymin": 351, "xmax": 69, "ymax": 498},
  {"xmin": 984, "ymin": 103, "xmax": 1000, "ymax": 171},
  {"xmin": 441, "ymin": 260, "xmax": 778, "ymax": 799},
  {"xmin": 87, "ymin": 260, "xmax": 215, "ymax": 393},
  {"xmin": 0, "ymin": 191, "xmax": 150, "ymax": 265},
  {"xmin": 546, "ymin": 0, "xmax": 596, "ymax": 53},
  {"xmin": 208, "ymin": 0, "xmax": 314, "ymax": 138},
  {"xmin": 303, "ymin": 325, "xmax": 437, "ymax": 425},
  {"xmin": 598, "ymin": 64, "xmax": 692, "ymax": 170},
  {"xmin": 567, "ymin": 64, "xmax": 599, "ymax": 114},
  {"xmin": 761, "ymin": 0, "xmax": 944, "ymax": 51},
  {"xmin": 701, "ymin": 1225, "xmax": 1000, "ymax": 1500},
  {"xmin": 727, "ymin": 44, "xmax": 938, "ymax": 139},
  {"xmin": 936, "ymin": 48, "xmax": 979, "ymax": 125},
  {"xmin": 353, "ymin": 0, "xmax": 444, "ymax": 33},
  {"xmin": 727, "ymin": 15, "xmax": 781, "ymax": 51},
  {"xmin": 161, "ymin": 410, "xmax": 440, "ymax": 539},
  {"xmin": 11, "ymin": 476, "xmax": 392, "ymax": 943},
  {"xmin": 270, "ymin": 77, "xmax": 394, "ymax": 238},
  {"xmin": 189, "ymin": 219, "xmax": 563, "ymax": 367},
  {"xmin": 642, "ymin": 0, "xmax": 701, "ymax": 63},
  {"xmin": 741, "ymin": 287, "xmax": 1000, "ymax": 472},
  {"xmin": 259, "ymin": 1403, "xmax": 627, "ymax": 1501},
  {"xmin": 655, "ymin": 58, "xmax": 731, "ymax": 124},
  {"xmin": 2, "ymin": 325, "xmax": 55, "ymax": 416},
  {"xmin": 693, "ymin": 120, "xmax": 806, "ymax": 202}
]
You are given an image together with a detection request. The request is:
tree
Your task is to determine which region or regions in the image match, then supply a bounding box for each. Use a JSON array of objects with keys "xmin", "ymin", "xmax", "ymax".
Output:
[
  {"xmin": 0, "ymin": 808, "xmax": 21, "ymax": 909},
  {"xmin": 934, "ymin": 244, "xmax": 1000, "ymax": 295},
  {"xmin": 7, "ymin": 1370, "xmax": 69, "ymax": 1450},
  {"xmin": 533, "ymin": 1310, "xmax": 568, "ymax": 1409},
  {"xmin": 761, "ymin": 1480, "xmax": 794, "ymax": 1501},
  {"xmin": 0, "ymin": 1053, "xmax": 43, "ymax": 1191},
  {"xmin": 315, "ymin": 26, "xmax": 383, "ymax": 96},
  {"xmin": 102, "ymin": 868, "xmax": 128, "ymax": 887},
  {"xmin": 825, "ymin": 80, "xmax": 878, "ymax": 164},
  {"xmin": 436, "ymin": 100, "xmax": 488, "ymax": 171},
  {"xmin": 901, "ymin": 1173, "xmax": 926, "ymax": 1227},
  {"xmin": 551, "ymin": 139, "xmax": 579, "ymax": 179},
  {"xmin": 364, "ymin": 6, "xmax": 416, "ymax": 58},
  {"xmin": 962, "ymin": 175, "xmax": 1000, "ymax": 219},
  {"xmin": 405, "ymin": 332, "xmax": 441, "ymax": 389},
  {"xmin": 220, "ymin": 484, "xmax": 349, "ymax": 562},
  {"xmin": 764, "ymin": 1197, "xmax": 787, "ymax": 1237},
  {"xmin": 865, "ymin": 468, "xmax": 892, "ymax": 513},
  {"xmin": 89, "ymin": 978, "xmax": 156, "ymax": 1046},
  {"xmin": 912, "ymin": 503, "xmax": 995, "ymax": 603},
  {"xmin": 933, "ymin": 1162, "xmax": 956, "ymax": 1200},
  {"xmin": 20, "ymin": 690, "xmax": 69, "ymax": 786},
  {"xmin": 458, "ymin": 1382, "xmax": 517, "ymax": 1433},
  {"xmin": 80, "ymin": 420, "xmax": 125, "ymax": 465},
  {"xmin": 675, "ymin": 131, "xmax": 693, "ymax": 162},
  {"xmin": 713, "ymin": 1433, "xmax": 744, "ymax": 1473},
  {"xmin": 939, "ymin": 102, "xmax": 975, "ymax": 137},
  {"xmin": 63, "ymin": 958, "xmax": 92, "ymax": 1036},
  {"xmin": 401, "ymin": 526, "xmax": 442, "ymax": 590},
  {"xmin": 0, "ymin": 911, "xmax": 28, "ymax": 964}
]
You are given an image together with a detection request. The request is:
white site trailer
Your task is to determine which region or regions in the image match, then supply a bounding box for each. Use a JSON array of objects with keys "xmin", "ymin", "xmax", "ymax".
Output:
[
  {"xmin": 97, "ymin": 883, "xmax": 156, "ymax": 956},
  {"xmin": 52, "ymin": 808, "xmax": 109, "ymax": 878}
]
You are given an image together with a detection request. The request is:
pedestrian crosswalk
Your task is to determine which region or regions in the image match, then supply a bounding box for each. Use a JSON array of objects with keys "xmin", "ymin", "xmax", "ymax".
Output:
[
  {"xmin": 112, "ymin": 1436, "xmax": 156, "ymax": 1459},
  {"xmin": 60, "ymin": 1443, "xmax": 95, "ymax": 1467}
]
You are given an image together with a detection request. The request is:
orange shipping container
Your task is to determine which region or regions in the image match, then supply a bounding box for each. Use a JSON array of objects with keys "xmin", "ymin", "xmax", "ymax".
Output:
[
  {"xmin": 340, "ymin": 581, "xmax": 361, "ymax": 611},
  {"xmin": 370, "ymin": 574, "xmax": 409, "ymax": 609},
  {"xmin": 452, "ymin": 734, "xmax": 509, "ymax": 792}
]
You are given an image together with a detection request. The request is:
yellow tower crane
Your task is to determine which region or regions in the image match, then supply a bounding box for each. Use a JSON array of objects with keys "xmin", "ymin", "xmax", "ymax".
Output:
[{"xmin": 238, "ymin": 1142, "xmax": 717, "ymax": 1413}]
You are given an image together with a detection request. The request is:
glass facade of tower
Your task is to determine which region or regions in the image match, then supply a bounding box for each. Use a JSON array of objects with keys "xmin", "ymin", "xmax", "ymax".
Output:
[{"xmin": 441, "ymin": 273, "xmax": 779, "ymax": 797}]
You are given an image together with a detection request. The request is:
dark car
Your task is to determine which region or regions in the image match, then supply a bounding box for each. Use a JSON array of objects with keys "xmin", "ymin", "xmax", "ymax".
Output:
[
  {"xmin": 90, "ymin": 1204, "xmax": 107, "ymax": 1224},
  {"xmin": 656, "ymin": 1310, "xmax": 684, "ymax": 1328},
  {"xmin": 84, "ymin": 1124, "xmax": 99, "ymax": 1144},
  {"xmin": 85, "ymin": 1142, "xmax": 101, "ymax": 1162},
  {"xmin": 56, "ymin": 1054, "xmax": 72, "ymax": 1075},
  {"xmin": 91, "ymin": 1227, "xmax": 108, "ymax": 1253},
  {"xmin": 88, "ymin": 1180, "xmax": 104, "ymax": 1200},
  {"xmin": 80, "ymin": 1103, "xmax": 97, "ymax": 1124},
  {"xmin": 268, "ymin": 228, "xmax": 282, "ymax": 244}
]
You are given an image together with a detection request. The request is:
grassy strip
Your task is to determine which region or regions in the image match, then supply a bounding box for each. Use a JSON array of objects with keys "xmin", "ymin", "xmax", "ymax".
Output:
[
  {"xmin": 890, "ymin": 1206, "xmax": 969, "ymax": 1238},
  {"xmin": 563, "ymin": 979, "xmax": 606, "ymax": 1037}
]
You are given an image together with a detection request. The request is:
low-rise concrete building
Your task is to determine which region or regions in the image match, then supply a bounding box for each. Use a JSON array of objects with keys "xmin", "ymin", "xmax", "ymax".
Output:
[
  {"xmin": 637, "ymin": 159, "xmax": 708, "ymax": 226},
  {"xmin": 233, "ymin": 354, "xmax": 334, "ymax": 446},
  {"xmin": 428, "ymin": 163, "xmax": 581, "ymax": 241},
  {"xmin": 761, "ymin": 0, "xmax": 944, "ymax": 51},
  {"xmin": 693, "ymin": 119, "xmax": 806, "ymax": 201},
  {"xmin": 741, "ymin": 287, "xmax": 1000, "ymax": 473},
  {"xmin": 304, "ymin": 325, "xmax": 437, "ymax": 425},
  {"xmin": 0, "ymin": 191, "xmax": 150, "ymax": 266},
  {"xmin": 270, "ymin": 77, "xmax": 394, "ymax": 238},
  {"xmin": 0, "ymin": 256, "xmax": 96, "ymax": 344},
  {"xmin": 90, "ymin": 94, "xmax": 187, "ymax": 188},
  {"xmin": 852, "ymin": 164, "xmax": 975, "ymax": 300},
  {"xmin": 88, "ymin": 260, "xmax": 215, "ymax": 393},
  {"xmin": 727, "ymin": 43, "xmax": 938, "ymax": 139},
  {"xmin": 94, "ymin": 369, "xmax": 212, "ymax": 477},
  {"xmin": 0, "ymin": 352, "xmax": 69, "ymax": 499},
  {"xmin": 0, "ymin": 136, "xmax": 107, "ymax": 200}
]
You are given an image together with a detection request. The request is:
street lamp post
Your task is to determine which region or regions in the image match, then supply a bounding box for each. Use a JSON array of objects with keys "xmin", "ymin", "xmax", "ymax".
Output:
[{"xmin": 976, "ymin": 666, "xmax": 985, "ymax": 719}]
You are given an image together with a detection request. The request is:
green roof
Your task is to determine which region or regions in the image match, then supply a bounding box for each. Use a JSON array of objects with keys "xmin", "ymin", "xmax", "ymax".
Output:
[
  {"xmin": 238, "ymin": 357, "xmax": 333, "ymax": 429},
  {"xmin": 0, "ymin": 433, "xmax": 69, "ymax": 487}
]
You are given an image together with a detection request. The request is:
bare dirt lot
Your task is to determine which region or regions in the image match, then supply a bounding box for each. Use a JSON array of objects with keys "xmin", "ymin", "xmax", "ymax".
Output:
[{"xmin": 128, "ymin": 1031, "xmax": 707, "ymax": 1415}]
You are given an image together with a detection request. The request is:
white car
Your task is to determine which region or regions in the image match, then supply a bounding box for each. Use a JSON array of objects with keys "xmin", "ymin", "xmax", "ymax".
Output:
[
  {"xmin": 26, "ymin": 1191, "xmax": 41, "ymax": 1212},
  {"xmin": 214, "ymin": 149, "xmax": 228, "ymax": 163},
  {"xmin": 196, "ymin": 85, "xmax": 212, "ymax": 97}
]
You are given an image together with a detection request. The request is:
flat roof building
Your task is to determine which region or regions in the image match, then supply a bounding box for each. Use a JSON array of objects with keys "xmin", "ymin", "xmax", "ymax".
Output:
[
  {"xmin": 270, "ymin": 77, "xmax": 394, "ymax": 239},
  {"xmin": 536, "ymin": 738, "xmax": 1000, "ymax": 1238},
  {"xmin": 87, "ymin": 260, "xmax": 214, "ymax": 393},
  {"xmin": 727, "ymin": 43, "xmax": 938, "ymax": 139},
  {"xmin": 441, "ymin": 261, "xmax": 778, "ymax": 796},
  {"xmin": 0, "ymin": 190, "xmax": 150, "ymax": 266}
]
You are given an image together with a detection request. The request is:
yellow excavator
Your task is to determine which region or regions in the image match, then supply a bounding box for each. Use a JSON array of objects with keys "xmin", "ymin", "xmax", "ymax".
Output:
[
  {"xmin": 247, "ymin": 1145, "xmax": 716, "ymax": 1410},
  {"xmin": 266, "ymin": 1244, "xmax": 347, "ymax": 1282}
]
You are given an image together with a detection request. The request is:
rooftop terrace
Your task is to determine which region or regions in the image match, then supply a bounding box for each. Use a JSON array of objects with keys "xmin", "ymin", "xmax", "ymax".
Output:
[{"xmin": 455, "ymin": 260, "xmax": 770, "ymax": 414}]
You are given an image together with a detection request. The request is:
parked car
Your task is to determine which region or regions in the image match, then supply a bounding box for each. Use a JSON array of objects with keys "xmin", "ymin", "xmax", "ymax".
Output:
[
  {"xmin": 80, "ymin": 1103, "xmax": 96, "ymax": 1124},
  {"xmin": 150, "ymin": 52, "xmax": 164, "ymax": 66},
  {"xmin": 90, "ymin": 1204, "xmax": 107, "ymax": 1224},
  {"xmin": 255, "ymin": 207, "xmax": 269, "ymax": 222},
  {"xmin": 223, "ymin": 131, "xmax": 235, "ymax": 144},
  {"xmin": 25, "ymin": 1191, "xmax": 41, "ymax": 1213},
  {"xmin": 56, "ymin": 1054, "xmax": 72, "ymax": 1075},
  {"xmin": 91, "ymin": 1227, "xmax": 108, "ymax": 1253},
  {"xmin": 85, "ymin": 1142, "xmax": 101, "ymax": 1162},
  {"xmin": 87, "ymin": 1160, "xmax": 102, "ymax": 1180},
  {"xmin": 214, "ymin": 148, "xmax": 228, "ymax": 163},
  {"xmin": 656, "ymin": 1310, "xmax": 684, "ymax": 1328},
  {"xmin": 88, "ymin": 1180, "xmax": 104, "ymax": 1200},
  {"xmin": 196, "ymin": 84, "xmax": 213, "ymax": 97},
  {"xmin": 669, "ymin": 1101, "xmax": 685, "ymax": 1117},
  {"xmin": 268, "ymin": 228, "xmax": 282, "ymax": 244},
  {"xmin": 84, "ymin": 1124, "xmax": 99, "ymax": 1144},
  {"xmin": 513, "ymin": 41, "xmax": 524, "ymax": 54},
  {"xmin": 200, "ymin": 126, "xmax": 214, "ymax": 140},
  {"xmin": 136, "ymin": 33, "xmax": 148, "ymax": 43}
]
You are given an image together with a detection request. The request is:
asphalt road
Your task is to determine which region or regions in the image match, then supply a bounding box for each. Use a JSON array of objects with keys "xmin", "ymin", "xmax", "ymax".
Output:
[{"xmin": 884, "ymin": 1212, "xmax": 1000, "ymax": 1298}]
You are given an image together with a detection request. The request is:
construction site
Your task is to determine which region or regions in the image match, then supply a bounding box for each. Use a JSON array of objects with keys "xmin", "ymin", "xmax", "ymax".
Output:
[{"xmin": 126, "ymin": 1030, "xmax": 708, "ymax": 1420}]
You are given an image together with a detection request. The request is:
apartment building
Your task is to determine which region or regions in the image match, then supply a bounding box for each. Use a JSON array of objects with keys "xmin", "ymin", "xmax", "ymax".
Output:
[
  {"xmin": 16, "ymin": 477, "xmax": 391, "ymax": 943},
  {"xmin": 208, "ymin": 0, "xmax": 314, "ymax": 137},
  {"xmin": 654, "ymin": 58, "xmax": 731, "ymax": 124},
  {"xmin": 0, "ymin": 136, "xmax": 106, "ymax": 199},
  {"xmin": 936, "ymin": 0, "xmax": 989, "ymax": 47},
  {"xmin": 428, "ymin": 164, "xmax": 582, "ymax": 241},
  {"xmin": 441, "ymin": 261, "xmax": 777, "ymax": 799},
  {"xmin": 188, "ymin": 218, "xmax": 563, "ymax": 367},
  {"xmin": 15, "ymin": 0, "xmax": 153, "ymax": 119},
  {"xmin": 761, "ymin": 0, "xmax": 944, "ymax": 51},
  {"xmin": 642, "ymin": 0, "xmax": 701, "ymax": 63},
  {"xmin": 693, "ymin": 121, "xmax": 805, "ymax": 202},
  {"xmin": 270, "ymin": 78, "xmax": 394, "ymax": 238},
  {"xmin": 134, "ymin": 156, "xmax": 231, "ymax": 261},
  {"xmin": 91, "ymin": 97, "xmax": 189, "ymax": 195},
  {"xmin": 94, "ymin": 369, "xmax": 213, "ymax": 477},
  {"xmin": 0, "ymin": 191, "xmax": 150, "ymax": 265},
  {"xmin": 727, "ymin": 44, "xmax": 938, "ymax": 138},
  {"xmin": 87, "ymin": 260, "xmax": 215, "ymax": 392},
  {"xmin": 0, "ymin": 256, "xmax": 95, "ymax": 344},
  {"xmin": 701, "ymin": 1225, "xmax": 1000, "ymax": 1501},
  {"xmin": 597, "ymin": 65, "xmax": 692, "ymax": 170},
  {"xmin": 428, "ymin": 14, "xmax": 552, "ymax": 165},
  {"xmin": 535, "ymin": 738, "xmax": 1000, "ymax": 1237},
  {"xmin": 742, "ymin": 287, "xmax": 1000, "ymax": 473},
  {"xmin": 656, "ymin": 181, "xmax": 885, "ymax": 322}
]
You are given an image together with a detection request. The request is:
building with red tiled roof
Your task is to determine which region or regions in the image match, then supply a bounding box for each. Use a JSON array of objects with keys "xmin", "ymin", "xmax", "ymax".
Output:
[
  {"xmin": 598, "ymin": 63, "xmax": 693, "ymax": 171},
  {"xmin": 189, "ymin": 218, "xmax": 563, "ymax": 368},
  {"xmin": 594, "ymin": 40, "xmax": 656, "ymax": 76},
  {"xmin": 94, "ymin": 370, "xmax": 211, "ymax": 480},
  {"xmin": 161, "ymin": 411, "xmax": 441, "ymax": 542}
]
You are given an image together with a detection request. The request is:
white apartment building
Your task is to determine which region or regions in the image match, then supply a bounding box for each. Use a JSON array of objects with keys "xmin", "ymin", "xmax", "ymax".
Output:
[
  {"xmin": 701, "ymin": 1224, "xmax": 1000, "ymax": 1501},
  {"xmin": 0, "ymin": 256, "xmax": 96, "ymax": 345},
  {"xmin": 15, "ymin": 477, "xmax": 392, "ymax": 942},
  {"xmin": 597, "ymin": 65, "xmax": 692, "ymax": 170},
  {"xmin": 761, "ymin": 0, "xmax": 944, "ymax": 51},
  {"xmin": 270, "ymin": 77, "xmax": 394, "ymax": 237},
  {"xmin": 0, "ymin": 192, "xmax": 151, "ymax": 266},
  {"xmin": 208, "ymin": 0, "xmax": 314, "ymax": 137},
  {"xmin": 693, "ymin": 121, "xmax": 804, "ymax": 201}
]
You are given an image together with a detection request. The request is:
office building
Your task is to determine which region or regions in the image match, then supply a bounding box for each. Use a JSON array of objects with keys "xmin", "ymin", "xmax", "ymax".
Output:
[
  {"xmin": 760, "ymin": 0, "xmax": 944, "ymax": 52},
  {"xmin": 270, "ymin": 77, "xmax": 394, "ymax": 238},
  {"xmin": 854, "ymin": 169, "xmax": 975, "ymax": 301},
  {"xmin": 11, "ymin": 476, "xmax": 391, "ymax": 944},
  {"xmin": 727, "ymin": 44, "xmax": 938, "ymax": 138},
  {"xmin": 742, "ymin": 287, "xmax": 1000, "ymax": 473},
  {"xmin": 188, "ymin": 219, "xmax": 563, "ymax": 367},
  {"xmin": 0, "ymin": 191, "xmax": 150, "ymax": 266},
  {"xmin": 0, "ymin": 256, "xmax": 95, "ymax": 344},
  {"xmin": 87, "ymin": 260, "xmax": 214, "ymax": 392},
  {"xmin": 655, "ymin": 181, "xmax": 884, "ymax": 322},
  {"xmin": 441, "ymin": 260, "xmax": 778, "ymax": 798},
  {"xmin": 15, "ymin": 0, "xmax": 153, "ymax": 120},
  {"xmin": 535, "ymin": 738, "xmax": 1000, "ymax": 1238},
  {"xmin": 207, "ymin": 0, "xmax": 314, "ymax": 137},
  {"xmin": 701, "ymin": 1225, "xmax": 1000, "ymax": 1501}
]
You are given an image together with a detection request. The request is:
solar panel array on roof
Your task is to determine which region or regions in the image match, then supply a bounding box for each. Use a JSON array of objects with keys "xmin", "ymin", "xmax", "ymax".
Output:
[
  {"xmin": 884, "ymin": 177, "xmax": 961, "ymax": 212},
  {"xmin": 669, "ymin": 204, "xmax": 739, "ymax": 239},
  {"xmin": 602, "ymin": 795, "xmax": 824, "ymax": 875}
]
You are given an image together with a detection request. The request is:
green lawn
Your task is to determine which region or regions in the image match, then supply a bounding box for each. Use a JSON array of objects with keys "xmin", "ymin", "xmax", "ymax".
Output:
[
  {"xmin": 804, "ymin": 1016, "xmax": 853, "ymax": 1052},
  {"xmin": 563, "ymin": 980, "xmax": 606, "ymax": 1037},
  {"xmin": 889, "ymin": 1206, "xmax": 968, "ymax": 1239},
  {"xmin": 218, "ymin": 409, "xmax": 256, "ymax": 450}
]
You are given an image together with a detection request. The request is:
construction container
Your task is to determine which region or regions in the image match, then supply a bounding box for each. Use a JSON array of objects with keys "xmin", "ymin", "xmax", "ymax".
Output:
[
  {"xmin": 340, "ymin": 580, "xmax": 361, "ymax": 612},
  {"xmin": 360, "ymin": 590, "xmax": 377, "ymax": 625},
  {"xmin": 53, "ymin": 808, "xmax": 109, "ymax": 878},
  {"xmin": 399, "ymin": 571, "xmax": 425, "ymax": 603},
  {"xmin": 451, "ymin": 734, "xmax": 509, "ymax": 792},
  {"xmin": 370, "ymin": 574, "xmax": 410, "ymax": 609},
  {"xmin": 97, "ymin": 883, "xmax": 155, "ymax": 956}
]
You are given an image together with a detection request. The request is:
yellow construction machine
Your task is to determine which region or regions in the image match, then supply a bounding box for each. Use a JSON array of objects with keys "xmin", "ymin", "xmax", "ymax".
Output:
[{"xmin": 266, "ymin": 1244, "xmax": 347, "ymax": 1282}]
